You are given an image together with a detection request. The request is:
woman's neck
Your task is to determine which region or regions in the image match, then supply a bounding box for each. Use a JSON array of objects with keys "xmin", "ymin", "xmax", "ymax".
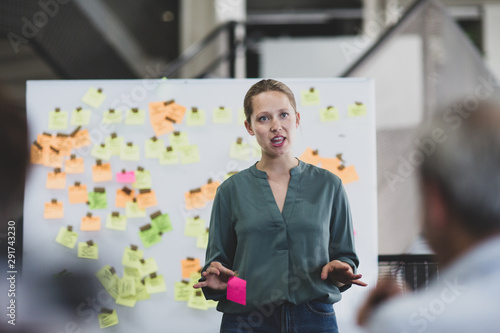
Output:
[{"xmin": 256, "ymin": 154, "xmax": 298, "ymax": 176}]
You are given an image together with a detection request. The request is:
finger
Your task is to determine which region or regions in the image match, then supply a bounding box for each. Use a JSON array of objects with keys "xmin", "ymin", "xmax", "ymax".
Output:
[
  {"xmin": 192, "ymin": 281, "xmax": 206, "ymax": 289},
  {"xmin": 321, "ymin": 264, "xmax": 333, "ymax": 280},
  {"xmin": 210, "ymin": 262, "xmax": 235, "ymax": 277},
  {"xmin": 206, "ymin": 267, "xmax": 220, "ymax": 276},
  {"xmin": 351, "ymin": 279, "xmax": 368, "ymax": 287}
]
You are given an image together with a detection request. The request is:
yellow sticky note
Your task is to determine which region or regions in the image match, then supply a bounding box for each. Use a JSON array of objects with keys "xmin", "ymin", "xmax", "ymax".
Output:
[
  {"xmin": 348, "ymin": 102, "xmax": 367, "ymax": 117},
  {"xmin": 92, "ymin": 162, "xmax": 113, "ymax": 182},
  {"xmin": 145, "ymin": 137, "xmax": 165, "ymax": 159},
  {"xmin": 72, "ymin": 128, "xmax": 91, "ymax": 148},
  {"xmin": 136, "ymin": 189, "xmax": 158, "ymax": 209},
  {"xmin": 68, "ymin": 183, "xmax": 88, "ymax": 204},
  {"xmin": 188, "ymin": 290, "xmax": 208, "ymax": 310},
  {"xmin": 49, "ymin": 110, "xmax": 68, "ymax": 130},
  {"xmin": 55, "ymin": 227, "xmax": 78, "ymax": 248},
  {"xmin": 133, "ymin": 169, "xmax": 152, "ymax": 189},
  {"xmin": 319, "ymin": 106, "xmax": 340, "ymax": 122},
  {"xmin": 229, "ymin": 141, "xmax": 251, "ymax": 160},
  {"xmin": 174, "ymin": 281, "xmax": 191, "ymax": 301},
  {"xmin": 82, "ymin": 87, "xmax": 106, "ymax": 108},
  {"xmin": 237, "ymin": 107, "xmax": 246, "ymax": 125},
  {"xmin": 126, "ymin": 201, "xmax": 146, "ymax": 218},
  {"xmin": 91, "ymin": 143, "xmax": 112, "ymax": 161},
  {"xmin": 77, "ymin": 242, "xmax": 99, "ymax": 259},
  {"xmin": 138, "ymin": 258, "xmax": 159, "ymax": 277},
  {"xmin": 213, "ymin": 107, "xmax": 232, "ymax": 124},
  {"xmin": 134, "ymin": 279, "xmax": 151, "ymax": 301},
  {"xmin": 168, "ymin": 132, "xmax": 190, "ymax": 149},
  {"xmin": 181, "ymin": 258, "xmax": 201, "ymax": 279},
  {"xmin": 186, "ymin": 108, "xmax": 206, "ymax": 126},
  {"xmin": 44, "ymin": 200, "xmax": 64, "ymax": 219},
  {"xmin": 300, "ymin": 88, "xmax": 321, "ymax": 106},
  {"xmin": 179, "ymin": 144, "xmax": 200, "ymax": 164},
  {"xmin": 118, "ymin": 277, "xmax": 136, "ymax": 297},
  {"xmin": 116, "ymin": 295, "xmax": 137, "ymax": 308},
  {"xmin": 125, "ymin": 108, "xmax": 145, "ymax": 125},
  {"xmin": 185, "ymin": 217, "xmax": 206, "ymax": 237},
  {"xmin": 96, "ymin": 266, "xmax": 120, "ymax": 299},
  {"xmin": 196, "ymin": 229, "xmax": 209, "ymax": 249},
  {"xmin": 115, "ymin": 187, "xmax": 135, "ymax": 208},
  {"xmin": 70, "ymin": 108, "xmax": 91, "ymax": 126},
  {"xmin": 145, "ymin": 275, "xmax": 166, "ymax": 294},
  {"xmin": 102, "ymin": 109, "xmax": 123, "ymax": 124},
  {"xmin": 123, "ymin": 267, "xmax": 141, "ymax": 280},
  {"xmin": 159, "ymin": 147, "xmax": 179, "ymax": 165},
  {"xmin": 120, "ymin": 143, "xmax": 140, "ymax": 161},
  {"xmin": 98, "ymin": 311, "xmax": 118, "ymax": 329},
  {"xmin": 46, "ymin": 170, "xmax": 66, "ymax": 189},
  {"xmin": 106, "ymin": 213, "xmax": 127, "ymax": 231},
  {"xmin": 105, "ymin": 135, "xmax": 124, "ymax": 156},
  {"xmin": 65, "ymin": 156, "xmax": 85, "ymax": 174},
  {"xmin": 80, "ymin": 215, "xmax": 101, "ymax": 231},
  {"xmin": 122, "ymin": 246, "xmax": 144, "ymax": 268}
]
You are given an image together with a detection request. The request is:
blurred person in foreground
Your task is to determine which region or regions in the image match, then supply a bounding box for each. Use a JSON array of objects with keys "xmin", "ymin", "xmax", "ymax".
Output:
[{"xmin": 358, "ymin": 101, "xmax": 500, "ymax": 332}]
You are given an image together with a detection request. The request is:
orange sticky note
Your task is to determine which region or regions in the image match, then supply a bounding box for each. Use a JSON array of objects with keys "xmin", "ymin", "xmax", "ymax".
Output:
[
  {"xmin": 334, "ymin": 165, "xmax": 359, "ymax": 185},
  {"xmin": 92, "ymin": 163, "xmax": 112, "ymax": 182},
  {"xmin": 72, "ymin": 128, "xmax": 91, "ymax": 148},
  {"xmin": 43, "ymin": 146, "xmax": 64, "ymax": 168},
  {"xmin": 37, "ymin": 133, "xmax": 54, "ymax": 148},
  {"xmin": 65, "ymin": 156, "xmax": 85, "ymax": 174},
  {"xmin": 149, "ymin": 101, "xmax": 168, "ymax": 119},
  {"xmin": 44, "ymin": 200, "xmax": 64, "ymax": 219},
  {"xmin": 201, "ymin": 180, "xmax": 220, "ymax": 201},
  {"xmin": 115, "ymin": 187, "xmax": 135, "ymax": 208},
  {"xmin": 299, "ymin": 147, "xmax": 321, "ymax": 166},
  {"xmin": 136, "ymin": 190, "xmax": 158, "ymax": 209},
  {"xmin": 184, "ymin": 190, "xmax": 206, "ymax": 210},
  {"xmin": 53, "ymin": 134, "xmax": 74, "ymax": 156},
  {"xmin": 165, "ymin": 102, "xmax": 187, "ymax": 124},
  {"xmin": 46, "ymin": 170, "xmax": 66, "ymax": 189},
  {"xmin": 181, "ymin": 258, "xmax": 201, "ymax": 279},
  {"xmin": 30, "ymin": 142, "xmax": 44, "ymax": 164},
  {"xmin": 68, "ymin": 183, "xmax": 88, "ymax": 204},
  {"xmin": 151, "ymin": 117, "xmax": 175, "ymax": 137},
  {"xmin": 80, "ymin": 214, "xmax": 101, "ymax": 231},
  {"xmin": 319, "ymin": 157, "xmax": 341, "ymax": 174}
]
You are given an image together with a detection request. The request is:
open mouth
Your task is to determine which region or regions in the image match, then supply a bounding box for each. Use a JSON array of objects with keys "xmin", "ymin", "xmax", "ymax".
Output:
[{"xmin": 271, "ymin": 136, "xmax": 286, "ymax": 147}]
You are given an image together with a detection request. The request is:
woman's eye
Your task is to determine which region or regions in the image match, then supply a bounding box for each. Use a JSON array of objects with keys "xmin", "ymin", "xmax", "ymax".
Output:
[
  {"xmin": 281, "ymin": 113, "xmax": 289, "ymax": 118},
  {"xmin": 258, "ymin": 116, "xmax": 268, "ymax": 121}
]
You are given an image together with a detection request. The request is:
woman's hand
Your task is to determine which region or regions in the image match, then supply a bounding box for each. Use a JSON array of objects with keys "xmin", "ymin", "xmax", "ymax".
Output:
[
  {"xmin": 321, "ymin": 260, "xmax": 367, "ymax": 287},
  {"xmin": 192, "ymin": 261, "xmax": 235, "ymax": 290}
]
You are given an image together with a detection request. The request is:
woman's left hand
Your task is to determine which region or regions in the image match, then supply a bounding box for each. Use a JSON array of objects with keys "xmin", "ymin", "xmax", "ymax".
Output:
[{"xmin": 321, "ymin": 260, "xmax": 367, "ymax": 287}]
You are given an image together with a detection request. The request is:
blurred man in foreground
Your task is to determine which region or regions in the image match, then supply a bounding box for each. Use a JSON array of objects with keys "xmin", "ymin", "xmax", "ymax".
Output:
[{"xmin": 358, "ymin": 101, "xmax": 500, "ymax": 332}]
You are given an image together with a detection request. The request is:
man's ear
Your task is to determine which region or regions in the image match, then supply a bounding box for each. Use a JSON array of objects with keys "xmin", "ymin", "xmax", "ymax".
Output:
[
  {"xmin": 423, "ymin": 180, "xmax": 449, "ymax": 231},
  {"xmin": 245, "ymin": 120, "xmax": 254, "ymax": 136}
]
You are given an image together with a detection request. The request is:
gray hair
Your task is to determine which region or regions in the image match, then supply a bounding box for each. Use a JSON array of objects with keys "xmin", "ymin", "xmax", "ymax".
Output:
[{"xmin": 419, "ymin": 101, "xmax": 500, "ymax": 236}]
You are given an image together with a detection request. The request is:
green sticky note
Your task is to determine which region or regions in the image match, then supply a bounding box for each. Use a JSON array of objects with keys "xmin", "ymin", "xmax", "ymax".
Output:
[
  {"xmin": 145, "ymin": 275, "xmax": 166, "ymax": 294},
  {"xmin": 133, "ymin": 170, "xmax": 152, "ymax": 189},
  {"xmin": 196, "ymin": 229, "xmax": 209, "ymax": 249},
  {"xmin": 123, "ymin": 267, "xmax": 141, "ymax": 280},
  {"xmin": 106, "ymin": 213, "xmax": 127, "ymax": 231},
  {"xmin": 145, "ymin": 138, "xmax": 165, "ymax": 159},
  {"xmin": 138, "ymin": 226, "xmax": 162, "ymax": 248},
  {"xmin": 168, "ymin": 132, "xmax": 190, "ymax": 149},
  {"xmin": 186, "ymin": 109, "xmax": 206, "ymax": 126},
  {"xmin": 91, "ymin": 143, "xmax": 112, "ymax": 160},
  {"xmin": 120, "ymin": 143, "xmax": 140, "ymax": 161},
  {"xmin": 122, "ymin": 247, "xmax": 144, "ymax": 268},
  {"xmin": 300, "ymin": 89, "xmax": 321, "ymax": 106},
  {"xmin": 82, "ymin": 88, "xmax": 106, "ymax": 109},
  {"xmin": 134, "ymin": 279, "xmax": 151, "ymax": 301},
  {"xmin": 138, "ymin": 257, "xmax": 159, "ymax": 277},
  {"xmin": 319, "ymin": 106, "xmax": 340, "ymax": 122},
  {"xmin": 98, "ymin": 311, "xmax": 118, "ymax": 329},
  {"xmin": 55, "ymin": 227, "xmax": 78, "ymax": 249},
  {"xmin": 179, "ymin": 144, "xmax": 201, "ymax": 164},
  {"xmin": 151, "ymin": 213, "xmax": 173, "ymax": 233},
  {"xmin": 174, "ymin": 282, "xmax": 191, "ymax": 301},
  {"xmin": 348, "ymin": 103, "xmax": 367, "ymax": 117},
  {"xmin": 102, "ymin": 109, "xmax": 123, "ymax": 124},
  {"xmin": 188, "ymin": 290, "xmax": 208, "ymax": 310},
  {"xmin": 125, "ymin": 109, "xmax": 145, "ymax": 125},
  {"xmin": 49, "ymin": 110, "xmax": 68, "ymax": 130},
  {"xmin": 77, "ymin": 242, "xmax": 99, "ymax": 259},
  {"xmin": 213, "ymin": 107, "xmax": 232, "ymax": 124},
  {"xmin": 105, "ymin": 135, "xmax": 124, "ymax": 156},
  {"xmin": 237, "ymin": 107, "xmax": 246, "ymax": 125},
  {"xmin": 125, "ymin": 201, "xmax": 146, "ymax": 218},
  {"xmin": 159, "ymin": 148, "xmax": 179, "ymax": 165},
  {"xmin": 70, "ymin": 108, "xmax": 91, "ymax": 126},
  {"xmin": 229, "ymin": 141, "xmax": 251, "ymax": 160},
  {"xmin": 185, "ymin": 217, "xmax": 206, "ymax": 237},
  {"xmin": 116, "ymin": 295, "xmax": 137, "ymax": 308},
  {"xmin": 88, "ymin": 191, "xmax": 107, "ymax": 210},
  {"xmin": 118, "ymin": 277, "xmax": 136, "ymax": 297}
]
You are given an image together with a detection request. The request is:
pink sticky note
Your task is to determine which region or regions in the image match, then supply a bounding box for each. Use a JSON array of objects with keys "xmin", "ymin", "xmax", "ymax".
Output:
[
  {"xmin": 227, "ymin": 276, "xmax": 246, "ymax": 305},
  {"xmin": 116, "ymin": 171, "xmax": 136, "ymax": 183}
]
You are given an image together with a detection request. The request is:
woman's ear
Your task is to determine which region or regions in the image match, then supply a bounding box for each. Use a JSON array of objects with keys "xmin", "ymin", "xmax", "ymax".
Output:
[
  {"xmin": 245, "ymin": 120, "xmax": 254, "ymax": 136},
  {"xmin": 296, "ymin": 112, "xmax": 301, "ymax": 128}
]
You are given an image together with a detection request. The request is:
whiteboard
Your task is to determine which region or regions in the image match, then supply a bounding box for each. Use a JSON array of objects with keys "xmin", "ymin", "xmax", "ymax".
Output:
[{"xmin": 22, "ymin": 78, "xmax": 377, "ymax": 333}]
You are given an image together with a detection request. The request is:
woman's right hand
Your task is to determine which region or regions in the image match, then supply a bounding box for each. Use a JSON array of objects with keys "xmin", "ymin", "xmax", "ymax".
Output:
[{"xmin": 192, "ymin": 261, "xmax": 235, "ymax": 290}]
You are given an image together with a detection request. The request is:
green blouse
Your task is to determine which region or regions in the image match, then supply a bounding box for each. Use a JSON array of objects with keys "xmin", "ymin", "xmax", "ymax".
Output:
[{"xmin": 201, "ymin": 159, "xmax": 359, "ymax": 314}]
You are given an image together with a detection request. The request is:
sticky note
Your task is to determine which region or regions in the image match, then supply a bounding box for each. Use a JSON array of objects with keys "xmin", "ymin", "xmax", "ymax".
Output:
[
  {"xmin": 179, "ymin": 144, "xmax": 201, "ymax": 164},
  {"xmin": 224, "ymin": 171, "xmax": 238, "ymax": 180},
  {"xmin": 116, "ymin": 295, "xmax": 136, "ymax": 308},
  {"xmin": 185, "ymin": 190, "xmax": 206, "ymax": 210},
  {"xmin": 72, "ymin": 128, "xmax": 91, "ymax": 148},
  {"xmin": 30, "ymin": 142, "xmax": 44, "ymax": 164},
  {"xmin": 299, "ymin": 147, "xmax": 321, "ymax": 166},
  {"xmin": 319, "ymin": 106, "xmax": 340, "ymax": 122},
  {"xmin": 334, "ymin": 165, "xmax": 360, "ymax": 184},
  {"xmin": 186, "ymin": 108, "xmax": 206, "ymax": 126},
  {"xmin": 78, "ymin": 242, "xmax": 99, "ymax": 259},
  {"xmin": 53, "ymin": 134, "xmax": 73, "ymax": 156},
  {"xmin": 148, "ymin": 101, "xmax": 168, "ymax": 119},
  {"xmin": 91, "ymin": 143, "xmax": 112, "ymax": 161},
  {"xmin": 188, "ymin": 290, "xmax": 208, "ymax": 310},
  {"xmin": 92, "ymin": 162, "xmax": 112, "ymax": 182},
  {"xmin": 134, "ymin": 279, "xmax": 151, "ymax": 301},
  {"xmin": 159, "ymin": 147, "xmax": 179, "ymax": 165},
  {"xmin": 300, "ymin": 88, "xmax": 321, "ymax": 106},
  {"xmin": 125, "ymin": 108, "xmax": 145, "ymax": 125},
  {"xmin": 201, "ymin": 181, "xmax": 220, "ymax": 201},
  {"xmin": 122, "ymin": 246, "xmax": 144, "ymax": 268},
  {"xmin": 102, "ymin": 109, "xmax": 123, "ymax": 124},
  {"xmin": 348, "ymin": 102, "xmax": 367, "ymax": 117},
  {"xmin": 116, "ymin": 171, "xmax": 136, "ymax": 183},
  {"xmin": 213, "ymin": 107, "xmax": 232, "ymax": 124},
  {"xmin": 145, "ymin": 275, "xmax": 166, "ymax": 294},
  {"xmin": 237, "ymin": 108, "xmax": 246, "ymax": 125},
  {"xmin": 65, "ymin": 156, "xmax": 85, "ymax": 174},
  {"xmin": 120, "ymin": 143, "xmax": 140, "ymax": 161},
  {"xmin": 98, "ymin": 310, "xmax": 118, "ymax": 329},
  {"xmin": 196, "ymin": 229, "xmax": 209, "ymax": 249},
  {"xmin": 37, "ymin": 133, "xmax": 54, "ymax": 148},
  {"xmin": 319, "ymin": 157, "xmax": 341, "ymax": 175},
  {"xmin": 88, "ymin": 190, "xmax": 107, "ymax": 210},
  {"xmin": 138, "ymin": 226, "xmax": 162, "ymax": 248},
  {"xmin": 95, "ymin": 265, "xmax": 120, "ymax": 297},
  {"xmin": 43, "ymin": 147, "xmax": 64, "ymax": 168},
  {"xmin": 185, "ymin": 217, "xmax": 206, "ymax": 237},
  {"xmin": 105, "ymin": 135, "xmax": 124, "ymax": 156},
  {"xmin": 151, "ymin": 117, "xmax": 175, "ymax": 137},
  {"xmin": 106, "ymin": 213, "xmax": 127, "ymax": 231},
  {"xmin": 126, "ymin": 201, "xmax": 146, "ymax": 218},
  {"xmin": 115, "ymin": 187, "xmax": 135, "ymax": 207},
  {"xmin": 49, "ymin": 110, "xmax": 68, "ymax": 130},
  {"xmin": 123, "ymin": 267, "xmax": 141, "ymax": 280},
  {"xmin": 70, "ymin": 108, "xmax": 91, "ymax": 126},
  {"xmin": 144, "ymin": 137, "xmax": 164, "ymax": 159},
  {"xmin": 46, "ymin": 170, "xmax": 66, "ymax": 189},
  {"xmin": 82, "ymin": 87, "xmax": 106, "ymax": 108},
  {"xmin": 55, "ymin": 227, "xmax": 78, "ymax": 249},
  {"xmin": 151, "ymin": 212, "xmax": 173, "ymax": 233},
  {"xmin": 44, "ymin": 200, "xmax": 64, "ymax": 219},
  {"xmin": 230, "ymin": 141, "xmax": 251, "ymax": 160},
  {"xmin": 227, "ymin": 276, "xmax": 247, "ymax": 305},
  {"xmin": 168, "ymin": 132, "xmax": 189, "ymax": 149},
  {"xmin": 138, "ymin": 258, "xmax": 159, "ymax": 277},
  {"xmin": 174, "ymin": 281, "xmax": 191, "ymax": 301},
  {"xmin": 118, "ymin": 277, "xmax": 136, "ymax": 297},
  {"xmin": 181, "ymin": 258, "xmax": 201, "ymax": 279},
  {"xmin": 68, "ymin": 183, "xmax": 88, "ymax": 204},
  {"xmin": 136, "ymin": 190, "xmax": 158, "ymax": 209},
  {"xmin": 165, "ymin": 102, "xmax": 187, "ymax": 124},
  {"xmin": 80, "ymin": 215, "xmax": 101, "ymax": 231},
  {"xmin": 133, "ymin": 169, "xmax": 152, "ymax": 189}
]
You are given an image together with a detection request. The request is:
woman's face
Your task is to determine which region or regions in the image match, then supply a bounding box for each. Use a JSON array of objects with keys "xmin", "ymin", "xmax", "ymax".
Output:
[{"xmin": 245, "ymin": 91, "xmax": 300, "ymax": 159}]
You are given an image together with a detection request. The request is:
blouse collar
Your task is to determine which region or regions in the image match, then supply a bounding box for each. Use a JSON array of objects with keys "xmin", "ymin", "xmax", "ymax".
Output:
[{"xmin": 249, "ymin": 158, "xmax": 304, "ymax": 179}]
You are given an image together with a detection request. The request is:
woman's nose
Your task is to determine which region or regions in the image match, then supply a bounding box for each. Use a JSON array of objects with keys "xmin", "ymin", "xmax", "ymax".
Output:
[{"xmin": 270, "ymin": 119, "xmax": 282, "ymax": 132}]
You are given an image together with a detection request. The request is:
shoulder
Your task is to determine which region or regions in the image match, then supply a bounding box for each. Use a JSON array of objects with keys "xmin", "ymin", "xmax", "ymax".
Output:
[
  {"xmin": 300, "ymin": 161, "xmax": 343, "ymax": 188},
  {"xmin": 216, "ymin": 167, "xmax": 254, "ymax": 194}
]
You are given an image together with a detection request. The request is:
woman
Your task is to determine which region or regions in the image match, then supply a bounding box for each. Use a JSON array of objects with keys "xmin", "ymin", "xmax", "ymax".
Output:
[{"xmin": 193, "ymin": 79, "xmax": 366, "ymax": 332}]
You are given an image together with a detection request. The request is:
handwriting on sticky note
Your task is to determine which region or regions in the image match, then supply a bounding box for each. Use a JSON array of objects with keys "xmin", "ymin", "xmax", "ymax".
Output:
[
  {"xmin": 186, "ymin": 108, "xmax": 206, "ymax": 126},
  {"xmin": 44, "ymin": 200, "xmax": 64, "ymax": 219},
  {"xmin": 55, "ymin": 227, "xmax": 78, "ymax": 248},
  {"xmin": 138, "ymin": 225, "xmax": 162, "ymax": 248},
  {"xmin": 179, "ymin": 144, "xmax": 200, "ymax": 164},
  {"xmin": 68, "ymin": 183, "xmax": 88, "ymax": 204},
  {"xmin": 78, "ymin": 242, "xmax": 99, "ymax": 259},
  {"xmin": 184, "ymin": 217, "xmax": 206, "ymax": 237},
  {"xmin": 138, "ymin": 257, "xmax": 159, "ymax": 277},
  {"xmin": 115, "ymin": 187, "xmax": 135, "ymax": 208},
  {"xmin": 145, "ymin": 138, "xmax": 165, "ymax": 159},
  {"xmin": 133, "ymin": 169, "xmax": 152, "ymax": 189},
  {"xmin": 65, "ymin": 156, "xmax": 84, "ymax": 174},
  {"xmin": 49, "ymin": 109, "xmax": 68, "ymax": 130},
  {"xmin": 227, "ymin": 276, "xmax": 247, "ymax": 305},
  {"xmin": 72, "ymin": 128, "xmax": 91, "ymax": 148},
  {"xmin": 82, "ymin": 87, "xmax": 106, "ymax": 108},
  {"xmin": 30, "ymin": 142, "xmax": 44, "ymax": 165},
  {"xmin": 53, "ymin": 134, "xmax": 73, "ymax": 156},
  {"xmin": 174, "ymin": 281, "xmax": 191, "ymax": 301},
  {"xmin": 122, "ymin": 246, "xmax": 144, "ymax": 268},
  {"xmin": 125, "ymin": 108, "xmax": 145, "ymax": 125},
  {"xmin": 98, "ymin": 310, "xmax": 118, "ymax": 329},
  {"xmin": 126, "ymin": 201, "xmax": 146, "ymax": 218},
  {"xmin": 213, "ymin": 107, "xmax": 232, "ymax": 124},
  {"xmin": 165, "ymin": 102, "xmax": 187, "ymax": 124},
  {"xmin": 88, "ymin": 190, "xmax": 107, "ymax": 210},
  {"xmin": 151, "ymin": 212, "xmax": 173, "ymax": 233},
  {"xmin": 136, "ymin": 189, "xmax": 157, "ymax": 209},
  {"xmin": 181, "ymin": 258, "xmax": 201, "ymax": 279},
  {"xmin": 106, "ymin": 213, "xmax": 127, "ymax": 231},
  {"xmin": 43, "ymin": 147, "xmax": 64, "ymax": 168},
  {"xmin": 80, "ymin": 215, "xmax": 101, "ymax": 231},
  {"xmin": 46, "ymin": 170, "xmax": 66, "ymax": 189},
  {"xmin": 92, "ymin": 163, "xmax": 112, "ymax": 182},
  {"xmin": 348, "ymin": 102, "xmax": 367, "ymax": 117},
  {"xmin": 300, "ymin": 88, "xmax": 321, "ymax": 106},
  {"xmin": 37, "ymin": 133, "xmax": 53, "ymax": 148},
  {"xmin": 319, "ymin": 106, "xmax": 340, "ymax": 122},
  {"xmin": 116, "ymin": 171, "xmax": 136, "ymax": 183},
  {"xmin": 159, "ymin": 147, "xmax": 179, "ymax": 165}
]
